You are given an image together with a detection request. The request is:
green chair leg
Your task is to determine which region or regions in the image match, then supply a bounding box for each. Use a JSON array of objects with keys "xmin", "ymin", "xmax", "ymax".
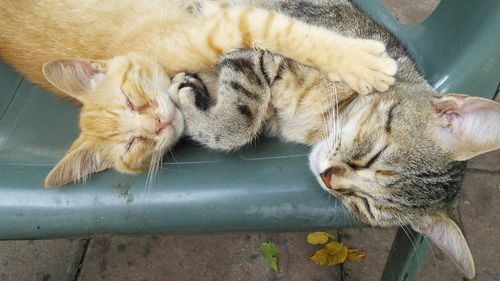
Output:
[{"xmin": 380, "ymin": 227, "xmax": 432, "ymax": 281}]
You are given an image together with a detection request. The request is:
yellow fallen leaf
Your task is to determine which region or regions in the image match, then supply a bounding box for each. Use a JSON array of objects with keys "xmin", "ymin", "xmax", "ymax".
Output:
[
  {"xmin": 307, "ymin": 231, "xmax": 334, "ymax": 245},
  {"xmin": 310, "ymin": 241, "xmax": 348, "ymax": 266},
  {"xmin": 347, "ymin": 248, "xmax": 367, "ymax": 262}
]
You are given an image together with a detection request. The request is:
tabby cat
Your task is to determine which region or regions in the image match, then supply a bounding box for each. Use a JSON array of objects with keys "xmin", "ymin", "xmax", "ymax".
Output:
[
  {"xmin": 0, "ymin": 0, "xmax": 396, "ymax": 186},
  {"xmin": 168, "ymin": 0, "xmax": 500, "ymax": 278}
]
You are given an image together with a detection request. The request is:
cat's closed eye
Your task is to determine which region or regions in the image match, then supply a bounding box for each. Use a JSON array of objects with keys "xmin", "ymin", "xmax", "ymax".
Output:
[
  {"xmin": 364, "ymin": 144, "xmax": 388, "ymax": 167},
  {"xmin": 122, "ymin": 89, "xmax": 151, "ymax": 112},
  {"xmin": 126, "ymin": 137, "xmax": 138, "ymax": 152},
  {"xmin": 375, "ymin": 170, "xmax": 397, "ymax": 176},
  {"xmin": 125, "ymin": 136, "xmax": 156, "ymax": 152},
  {"xmin": 348, "ymin": 144, "xmax": 389, "ymax": 170},
  {"xmin": 126, "ymin": 97, "xmax": 136, "ymax": 111}
]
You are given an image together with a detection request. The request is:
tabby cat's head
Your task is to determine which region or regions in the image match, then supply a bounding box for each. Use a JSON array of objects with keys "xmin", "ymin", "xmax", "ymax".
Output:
[
  {"xmin": 42, "ymin": 52, "xmax": 183, "ymax": 187},
  {"xmin": 309, "ymin": 90, "xmax": 500, "ymax": 279}
]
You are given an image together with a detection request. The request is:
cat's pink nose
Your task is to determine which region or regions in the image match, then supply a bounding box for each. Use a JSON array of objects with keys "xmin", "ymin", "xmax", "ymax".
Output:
[
  {"xmin": 155, "ymin": 118, "xmax": 171, "ymax": 134},
  {"xmin": 319, "ymin": 169, "xmax": 333, "ymax": 189}
]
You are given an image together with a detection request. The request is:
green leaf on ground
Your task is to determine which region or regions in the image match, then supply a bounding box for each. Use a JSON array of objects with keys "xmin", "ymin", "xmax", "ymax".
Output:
[{"xmin": 259, "ymin": 242, "xmax": 279, "ymax": 272}]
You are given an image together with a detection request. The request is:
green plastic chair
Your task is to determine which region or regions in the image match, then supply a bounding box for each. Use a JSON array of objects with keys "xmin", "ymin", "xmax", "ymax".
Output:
[{"xmin": 0, "ymin": 0, "xmax": 498, "ymax": 280}]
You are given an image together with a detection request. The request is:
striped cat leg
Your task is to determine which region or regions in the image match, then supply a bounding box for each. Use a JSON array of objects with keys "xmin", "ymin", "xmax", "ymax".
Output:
[{"xmin": 169, "ymin": 51, "xmax": 271, "ymax": 150}]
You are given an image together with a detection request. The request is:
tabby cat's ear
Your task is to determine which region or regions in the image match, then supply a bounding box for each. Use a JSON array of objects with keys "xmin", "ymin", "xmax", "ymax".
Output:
[
  {"xmin": 42, "ymin": 58, "xmax": 106, "ymax": 101},
  {"xmin": 44, "ymin": 136, "xmax": 111, "ymax": 187},
  {"xmin": 411, "ymin": 214, "xmax": 475, "ymax": 279},
  {"xmin": 433, "ymin": 93, "xmax": 500, "ymax": 161}
]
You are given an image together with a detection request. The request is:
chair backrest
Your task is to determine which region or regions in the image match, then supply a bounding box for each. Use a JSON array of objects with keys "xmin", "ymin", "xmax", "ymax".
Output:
[{"xmin": 353, "ymin": 0, "xmax": 500, "ymax": 99}]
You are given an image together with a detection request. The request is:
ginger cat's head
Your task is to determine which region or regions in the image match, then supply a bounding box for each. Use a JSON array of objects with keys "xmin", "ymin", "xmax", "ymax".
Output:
[
  {"xmin": 42, "ymin": 52, "xmax": 183, "ymax": 187},
  {"xmin": 309, "ymin": 91, "xmax": 500, "ymax": 279}
]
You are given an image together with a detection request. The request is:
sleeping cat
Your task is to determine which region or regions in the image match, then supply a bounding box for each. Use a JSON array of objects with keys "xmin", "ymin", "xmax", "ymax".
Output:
[
  {"xmin": 0, "ymin": 0, "xmax": 397, "ymax": 186},
  {"xmin": 168, "ymin": 0, "xmax": 500, "ymax": 278}
]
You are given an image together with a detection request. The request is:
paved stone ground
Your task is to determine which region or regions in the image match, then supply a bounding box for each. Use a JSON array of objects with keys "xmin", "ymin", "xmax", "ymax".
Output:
[{"xmin": 1, "ymin": 1, "xmax": 498, "ymax": 281}]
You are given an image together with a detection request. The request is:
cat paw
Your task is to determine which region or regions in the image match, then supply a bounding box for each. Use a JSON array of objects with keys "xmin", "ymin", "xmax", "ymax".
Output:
[
  {"xmin": 331, "ymin": 39, "xmax": 397, "ymax": 95},
  {"xmin": 168, "ymin": 72, "xmax": 210, "ymax": 111}
]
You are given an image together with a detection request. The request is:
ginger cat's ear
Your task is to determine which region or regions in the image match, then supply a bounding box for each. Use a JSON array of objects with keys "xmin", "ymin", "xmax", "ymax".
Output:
[
  {"xmin": 44, "ymin": 136, "xmax": 112, "ymax": 187},
  {"xmin": 42, "ymin": 58, "xmax": 106, "ymax": 101},
  {"xmin": 411, "ymin": 214, "xmax": 475, "ymax": 279},
  {"xmin": 433, "ymin": 93, "xmax": 500, "ymax": 161}
]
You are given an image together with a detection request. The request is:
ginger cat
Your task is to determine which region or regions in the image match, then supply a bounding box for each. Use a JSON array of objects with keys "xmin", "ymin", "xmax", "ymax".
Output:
[{"xmin": 0, "ymin": 0, "xmax": 396, "ymax": 186}]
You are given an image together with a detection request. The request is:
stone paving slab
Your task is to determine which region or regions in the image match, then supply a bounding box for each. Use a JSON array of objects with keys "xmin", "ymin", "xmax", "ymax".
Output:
[
  {"xmin": 467, "ymin": 149, "xmax": 500, "ymax": 172},
  {"xmin": 452, "ymin": 171, "xmax": 500, "ymax": 281},
  {"xmin": 78, "ymin": 232, "xmax": 339, "ymax": 281},
  {"xmin": 0, "ymin": 239, "xmax": 85, "ymax": 281}
]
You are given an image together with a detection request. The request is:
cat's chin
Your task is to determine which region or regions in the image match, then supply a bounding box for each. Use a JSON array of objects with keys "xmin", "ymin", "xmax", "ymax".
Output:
[
  {"xmin": 308, "ymin": 140, "xmax": 333, "ymax": 193},
  {"xmin": 169, "ymin": 107, "xmax": 184, "ymax": 138},
  {"xmin": 155, "ymin": 108, "xmax": 184, "ymax": 151}
]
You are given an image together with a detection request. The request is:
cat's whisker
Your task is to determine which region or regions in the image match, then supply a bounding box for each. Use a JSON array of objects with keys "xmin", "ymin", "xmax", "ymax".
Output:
[
  {"xmin": 335, "ymin": 89, "xmax": 340, "ymax": 148},
  {"xmin": 150, "ymin": 154, "xmax": 158, "ymax": 187},
  {"xmin": 321, "ymin": 84, "xmax": 334, "ymax": 154},
  {"xmin": 151, "ymin": 65, "xmax": 168, "ymax": 191},
  {"xmin": 153, "ymin": 63, "xmax": 162, "ymax": 97},
  {"xmin": 321, "ymin": 112, "xmax": 329, "ymax": 141},
  {"xmin": 145, "ymin": 146, "xmax": 164, "ymax": 192},
  {"xmin": 319, "ymin": 107, "xmax": 330, "ymax": 150},
  {"xmin": 158, "ymin": 147, "xmax": 167, "ymax": 182},
  {"xmin": 327, "ymin": 93, "xmax": 334, "ymax": 153},
  {"xmin": 327, "ymin": 82, "xmax": 339, "ymax": 154},
  {"xmin": 338, "ymin": 115, "xmax": 344, "ymax": 148},
  {"xmin": 334, "ymin": 88, "xmax": 340, "ymax": 150},
  {"xmin": 331, "ymin": 83, "xmax": 342, "ymax": 152},
  {"xmin": 402, "ymin": 224, "xmax": 423, "ymax": 270},
  {"xmin": 395, "ymin": 214, "xmax": 423, "ymax": 272},
  {"xmin": 332, "ymin": 90, "xmax": 338, "ymax": 148},
  {"xmin": 398, "ymin": 212, "xmax": 438, "ymax": 274},
  {"xmin": 346, "ymin": 204, "xmax": 355, "ymax": 229},
  {"xmin": 145, "ymin": 154, "xmax": 155, "ymax": 192},
  {"xmin": 168, "ymin": 149, "xmax": 181, "ymax": 169},
  {"xmin": 338, "ymin": 200, "xmax": 355, "ymax": 229},
  {"xmin": 332, "ymin": 195, "xmax": 338, "ymax": 225},
  {"xmin": 324, "ymin": 87, "xmax": 332, "ymax": 145},
  {"xmin": 422, "ymin": 231, "xmax": 440, "ymax": 276}
]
